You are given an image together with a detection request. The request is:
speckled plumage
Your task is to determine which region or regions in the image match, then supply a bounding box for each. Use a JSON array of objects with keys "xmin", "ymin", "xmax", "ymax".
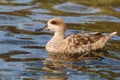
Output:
[{"xmin": 38, "ymin": 18, "xmax": 117, "ymax": 53}]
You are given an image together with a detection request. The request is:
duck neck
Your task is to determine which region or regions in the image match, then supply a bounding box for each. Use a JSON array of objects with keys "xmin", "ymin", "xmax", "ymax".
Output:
[{"xmin": 52, "ymin": 31, "xmax": 65, "ymax": 41}]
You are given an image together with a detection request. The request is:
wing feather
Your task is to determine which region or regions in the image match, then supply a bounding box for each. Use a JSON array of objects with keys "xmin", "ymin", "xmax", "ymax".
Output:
[{"xmin": 63, "ymin": 32, "xmax": 104, "ymax": 47}]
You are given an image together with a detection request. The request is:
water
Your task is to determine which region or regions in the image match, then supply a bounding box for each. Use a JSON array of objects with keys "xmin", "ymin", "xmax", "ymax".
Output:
[{"xmin": 0, "ymin": 0, "xmax": 120, "ymax": 80}]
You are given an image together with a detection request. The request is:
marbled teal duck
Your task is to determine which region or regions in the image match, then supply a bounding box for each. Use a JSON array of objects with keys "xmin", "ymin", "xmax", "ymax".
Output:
[{"xmin": 36, "ymin": 18, "xmax": 117, "ymax": 53}]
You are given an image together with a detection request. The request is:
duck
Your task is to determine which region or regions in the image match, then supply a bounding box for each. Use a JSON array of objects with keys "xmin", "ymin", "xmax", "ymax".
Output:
[{"xmin": 36, "ymin": 18, "xmax": 117, "ymax": 54}]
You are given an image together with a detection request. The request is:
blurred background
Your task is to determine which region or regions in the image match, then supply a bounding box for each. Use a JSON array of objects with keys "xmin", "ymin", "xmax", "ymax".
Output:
[{"xmin": 0, "ymin": 0, "xmax": 120, "ymax": 80}]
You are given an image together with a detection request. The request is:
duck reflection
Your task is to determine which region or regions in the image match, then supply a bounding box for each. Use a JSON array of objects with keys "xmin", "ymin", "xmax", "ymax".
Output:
[
  {"xmin": 43, "ymin": 76, "xmax": 67, "ymax": 80},
  {"xmin": 41, "ymin": 50, "xmax": 106, "ymax": 80},
  {"xmin": 46, "ymin": 50, "xmax": 105, "ymax": 62}
]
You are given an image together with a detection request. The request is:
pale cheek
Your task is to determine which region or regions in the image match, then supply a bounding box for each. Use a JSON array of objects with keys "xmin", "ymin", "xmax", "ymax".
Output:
[
  {"xmin": 58, "ymin": 28, "xmax": 64, "ymax": 32},
  {"xmin": 50, "ymin": 27, "xmax": 56, "ymax": 32},
  {"xmin": 52, "ymin": 26, "xmax": 59, "ymax": 31}
]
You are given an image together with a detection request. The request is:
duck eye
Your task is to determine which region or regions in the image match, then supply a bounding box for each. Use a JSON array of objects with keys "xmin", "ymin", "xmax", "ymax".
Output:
[{"xmin": 51, "ymin": 21, "xmax": 57, "ymax": 25}]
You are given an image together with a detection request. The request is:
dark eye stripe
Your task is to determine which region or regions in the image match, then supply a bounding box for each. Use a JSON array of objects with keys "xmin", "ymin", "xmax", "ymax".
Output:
[{"xmin": 51, "ymin": 21, "xmax": 57, "ymax": 24}]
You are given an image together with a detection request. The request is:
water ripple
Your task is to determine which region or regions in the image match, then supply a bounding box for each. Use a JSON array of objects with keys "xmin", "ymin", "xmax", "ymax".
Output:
[
  {"xmin": 0, "ymin": 5, "xmax": 33, "ymax": 12},
  {"xmin": 28, "ymin": 14, "xmax": 120, "ymax": 24},
  {"xmin": 0, "ymin": 14, "xmax": 32, "ymax": 26},
  {"xmin": 0, "ymin": 0, "xmax": 33, "ymax": 4},
  {"xmin": 0, "ymin": 14, "xmax": 45, "ymax": 31},
  {"xmin": 114, "ymin": 7, "xmax": 120, "ymax": 12},
  {"xmin": 53, "ymin": 2, "xmax": 100, "ymax": 14},
  {"xmin": 0, "ymin": 39, "xmax": 37, "ymax": 45},
  {"xmin": 11, "ymin": 0, "xmax": 33, "ymax": 4},
  {"xmin": 29, "ymin": 8, "xmax": 50, "ymax": 13}
]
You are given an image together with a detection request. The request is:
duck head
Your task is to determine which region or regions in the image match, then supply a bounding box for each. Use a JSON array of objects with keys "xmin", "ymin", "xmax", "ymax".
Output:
[{"xmin": 36, "ymin": 18, "xmax": 67, "ymax": 33}]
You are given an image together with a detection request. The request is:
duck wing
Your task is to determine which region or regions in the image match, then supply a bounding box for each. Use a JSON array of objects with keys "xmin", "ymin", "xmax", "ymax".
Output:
[
  {"xmin": 64, "ymin": 32, "xmax": 104, "ymax": 46},
  {"xmin": 85, "ymin": 32, "xmax": 104, "ymax": 43},
  {"xmin": 60, "ymin": 32, "xmax": 104, "ymax": 53}
]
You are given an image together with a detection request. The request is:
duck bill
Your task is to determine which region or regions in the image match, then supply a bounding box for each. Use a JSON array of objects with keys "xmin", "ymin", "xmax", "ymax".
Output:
[{"xmin": 35, "ymin": 25, "xmax": 48, "ymax": 32}]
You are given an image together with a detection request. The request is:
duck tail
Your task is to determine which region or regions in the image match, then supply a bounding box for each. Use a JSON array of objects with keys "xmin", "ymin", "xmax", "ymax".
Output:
[
  {"xmin": 107, "ymin": 32, "xmax": 117, "ymax": 39},
  {"xmin": 91, "ymin": 32, "xmax": 117, "ymax": 50},
  {"xmin": 102, "ymin": 31, "xmax": 117, "ymax": 43}
]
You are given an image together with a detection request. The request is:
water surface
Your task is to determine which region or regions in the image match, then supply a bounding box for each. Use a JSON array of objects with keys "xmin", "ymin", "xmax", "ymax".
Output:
[{"xmin": 0, "ymin": 0, "xmax": 120, "ymax": 80}]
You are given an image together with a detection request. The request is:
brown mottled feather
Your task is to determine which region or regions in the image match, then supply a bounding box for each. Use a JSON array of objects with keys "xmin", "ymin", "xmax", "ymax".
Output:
[
  {"xmin": 64, "ymin": 33, "xmax": 103, "ymax": 46},
  {"xmin": 59, "ymin": 33, "xmax": 104, "ymax": 53}
]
